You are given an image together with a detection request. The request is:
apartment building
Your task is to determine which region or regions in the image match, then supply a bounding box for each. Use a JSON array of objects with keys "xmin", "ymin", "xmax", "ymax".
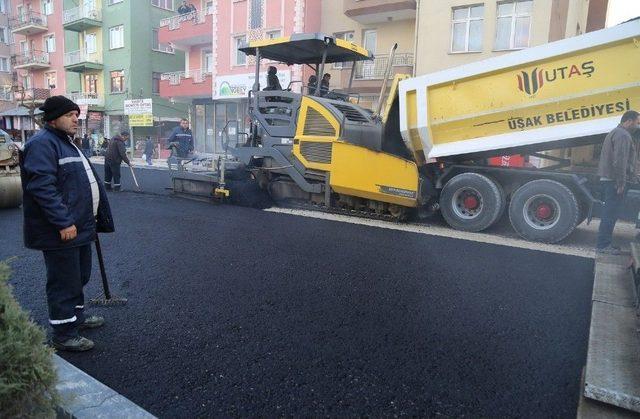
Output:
[
  {"xmin": 63, "ymin": 0, "xmax": 186, "ymax": 141},
  {"xmin": 415, "ymin": 0, "xmax": 609, "ymax": 75},
  {"xmin": 10, "ymin": 0, "xmax": 65, "ymax": 106},
  {"xmin": 159, "ymin": 0, "xmax": 321, "ymax": 155},
  {"xmin": 321, "ymin": 0, "xmax": 417, "ymax": 110},
  {"xmin": 0, "ymin": 0, "xmax": 14, "ymax": 114}
]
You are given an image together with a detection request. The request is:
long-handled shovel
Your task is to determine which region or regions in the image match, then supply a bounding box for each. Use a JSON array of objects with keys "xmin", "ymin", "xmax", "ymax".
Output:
[
  {"xmin": 89, "ymin": 235, "xmax": 128, "ymax": 306},
  {"xmin": 128, "ymin": 164, "xmax": 141, "ymax": 191}
]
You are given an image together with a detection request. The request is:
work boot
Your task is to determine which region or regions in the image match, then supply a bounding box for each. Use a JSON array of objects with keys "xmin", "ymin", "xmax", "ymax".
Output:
[
  {"xmin": 104, "ymin": 182, "xmax": 112, "ymax": 191},
  {"xmin": 52, "ymin": 336, "xmax": 94, "ymax": 352},
  {"xmin": 113, "ymin": 184, "xmax": 121, "ymax": 192},
  {"xmin": 79, "ymin": 315, "xmax": 105, "ymax": 330}
]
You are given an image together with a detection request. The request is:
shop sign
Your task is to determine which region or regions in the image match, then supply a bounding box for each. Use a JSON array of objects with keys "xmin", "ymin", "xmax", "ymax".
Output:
[
  {"xmin": 213, "ymin": 70, "xmax": 291, "ymax": 99},
  {"xmin": 129, "ymin": 114, "xmax": 154, "ymax": 127},
  {"xmin": 124, "ymin": 99, "xmax": 153, "ymax": 115}
]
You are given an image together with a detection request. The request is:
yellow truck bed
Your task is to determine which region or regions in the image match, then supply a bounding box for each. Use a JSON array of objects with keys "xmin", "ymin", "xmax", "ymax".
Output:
[{"xmin": 399, "ymin": 19, "xmax": 640, "ymax": 161}]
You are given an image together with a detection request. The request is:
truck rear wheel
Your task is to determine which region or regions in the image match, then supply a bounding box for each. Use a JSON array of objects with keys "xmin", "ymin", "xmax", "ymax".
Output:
[
  {"xmin": 508, "ymin": 179, "xmax": 579, "ymax": 243},
  {"xmin": 440, "ymin": 173, "xmax": 505, "ymax": 232}
]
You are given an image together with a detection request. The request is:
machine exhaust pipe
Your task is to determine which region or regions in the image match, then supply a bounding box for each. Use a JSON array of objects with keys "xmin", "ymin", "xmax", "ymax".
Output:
[{"xmin": 374, "ymin": 43, "xmax": 398, "ymax": 119}]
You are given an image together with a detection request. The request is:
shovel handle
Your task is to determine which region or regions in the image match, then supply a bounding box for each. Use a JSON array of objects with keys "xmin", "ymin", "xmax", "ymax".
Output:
[{"xmin": 94, "ymin": 236, "xmax": 112, "ymax": 299}]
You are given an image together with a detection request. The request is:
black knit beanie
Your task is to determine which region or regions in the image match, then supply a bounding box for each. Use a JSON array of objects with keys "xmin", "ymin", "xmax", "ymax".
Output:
[{"xmin": 39, "ymin": 95, "xmax": 81, "ymax": 122}]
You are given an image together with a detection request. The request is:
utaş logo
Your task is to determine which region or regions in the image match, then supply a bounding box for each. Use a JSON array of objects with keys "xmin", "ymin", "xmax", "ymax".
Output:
[{"xmin": 516, "ymin": 61, "xmax": 595, "ymax": 95}]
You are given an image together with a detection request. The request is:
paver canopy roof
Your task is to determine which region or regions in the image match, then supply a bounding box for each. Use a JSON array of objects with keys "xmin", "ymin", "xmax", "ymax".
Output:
[{"xmin": 239, "ymin": 32, "xmax": 373, "ymax": 65}]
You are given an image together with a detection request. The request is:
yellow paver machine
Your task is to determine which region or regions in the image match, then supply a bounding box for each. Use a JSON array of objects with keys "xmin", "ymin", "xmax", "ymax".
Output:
[{"xmin": 173, "ymin": 21, "xmax": 640, "ymax": 243}]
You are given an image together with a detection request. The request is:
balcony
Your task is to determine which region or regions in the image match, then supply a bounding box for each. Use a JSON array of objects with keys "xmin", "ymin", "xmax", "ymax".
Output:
[
  {"xmin": 12, "ymin": 51, "xmax": 50, "ymax": 70},
  {"xmin": 64, "ymin": 50, "xmax": 103, "ymax": 73},
  {"xmin": 67, "ymin": 92, "xmax": 104, "ymax": 107},
  {"xmin": 160, "ymin": 69, "xmax": 212, "ymax": 100},
  {"xmin": 9, "ymin": 11, "xmax": 48, "ymax": 35},
  {"xmin": 343, "ymin": 0, "xmax": 416, "ymax": 24},
  {"xmin": 14, "ymin": 88, "xmax": 50, "ymax": 104},
  {"xmin": 158, "ymin": 11, "xmax": 212, "ymax": 49},
  {"xmin": 63, "ymin": 7, "xmax": 102, "ymax": 32},
  {"xmin": 354, "ymin": 53, "xmax": 414, "ymax": 79}
]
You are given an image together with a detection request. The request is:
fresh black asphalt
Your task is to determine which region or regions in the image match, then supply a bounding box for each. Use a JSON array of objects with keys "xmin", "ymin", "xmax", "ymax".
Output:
[{"xmin": 1, "ymin": 187, "xmax": 594, "ymax": 416}]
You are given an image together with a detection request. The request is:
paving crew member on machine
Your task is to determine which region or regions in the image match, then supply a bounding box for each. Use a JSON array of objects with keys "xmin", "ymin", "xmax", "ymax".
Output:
[
  {"xmin": 20, "ymin": 95, "xmax": 115, "ymax": 352},
  {"xmin": 104, "ymin": 130, "xmax": 131, "ymax": 191}
]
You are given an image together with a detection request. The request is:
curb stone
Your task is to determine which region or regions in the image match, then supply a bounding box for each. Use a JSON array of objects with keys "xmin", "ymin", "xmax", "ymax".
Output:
[{"xmin": 53, "ymin": 355, "xmax": 156, "ymax": 418}]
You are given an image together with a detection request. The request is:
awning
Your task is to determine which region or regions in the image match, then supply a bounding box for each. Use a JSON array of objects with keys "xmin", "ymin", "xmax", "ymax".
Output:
[{"xmin": 0, "ymin": 106, "xmax": 43, "ymax": 117}]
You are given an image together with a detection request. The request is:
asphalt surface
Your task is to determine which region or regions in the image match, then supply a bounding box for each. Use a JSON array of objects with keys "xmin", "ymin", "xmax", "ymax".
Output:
[{"xmin": 1, "ymin": 190, "xmax": 594, "ymax": 417}]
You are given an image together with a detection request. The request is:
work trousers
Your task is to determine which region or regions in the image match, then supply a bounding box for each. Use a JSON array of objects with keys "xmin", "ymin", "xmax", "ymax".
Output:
[
  {"xmin": 104, "ymin": 162, "xmax": 122, "ymax": 190},
  {"xmin": 42, "ymin": 244, "xmax": 92, "ymax": 341},
  {"xmin": 596, "ymin": 181, "xmax": 625, "ymax": 249}
]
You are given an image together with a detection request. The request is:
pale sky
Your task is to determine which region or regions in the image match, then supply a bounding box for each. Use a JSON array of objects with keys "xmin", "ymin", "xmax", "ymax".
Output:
[{"xmin": 606, "ymin": 0, "xmax": 640, "ymax": 27}]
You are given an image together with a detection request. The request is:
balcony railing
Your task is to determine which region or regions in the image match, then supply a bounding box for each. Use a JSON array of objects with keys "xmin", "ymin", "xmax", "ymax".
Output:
[
  {"xmin": 9, "ymin": 11, "xmax": 48, "ymax": 31},
  {"xmin": 12, "ymin": 50, "xmax": 50, "ymax": 67},
  {"xmin": 354, "ymin": 53, "xmax": 414, "ymax": 80},
  {"xmin": 63, "ymin": 6, "xmax": 102, "ymax": 24},
  {"xmin": 14, "ymin": 88, "xmax": 50, "ymax": 103},
  {"xmin": 152, "ymin": 42, "xmax": 175, "ymax": 54},
  {"xmin": 64, "ymin": 50, "xmax": 102, "ymax": 66},
  {"xmin": 67, "ymin": 92, "xmax": 104, "ymax": 106},
  {"xmin": 161, "ymin": 68, "xmax": 211, "ymax": 85},
  {"xmin": 159, "ymin": 10, "xmax": 208, "ymax": 30}
]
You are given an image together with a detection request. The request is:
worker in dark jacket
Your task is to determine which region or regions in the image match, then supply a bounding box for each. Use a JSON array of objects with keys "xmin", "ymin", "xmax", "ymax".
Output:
[
  {"xmin": 20, "ymin": 95, "xmax": 115, "ymax": 352},
  {"xmin": 167, "ymin": 118, "xmax": 193, "ymax": 158},
  {"xmin": 596, "ymin": 110, "xmax": 640, "ymax": 254},
  {"xmin": 144, "ymin": 136, "xmax": 154, "ymax": 166},
  {"xmin": 104, "ymin": 131, "xmax": 131, "ymax": 191}
]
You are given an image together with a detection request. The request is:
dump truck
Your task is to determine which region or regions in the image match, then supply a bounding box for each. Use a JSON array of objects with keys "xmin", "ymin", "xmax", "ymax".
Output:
[{"xmin": 172, "ymin": 20, "xmax": 640, "ymax": 243}]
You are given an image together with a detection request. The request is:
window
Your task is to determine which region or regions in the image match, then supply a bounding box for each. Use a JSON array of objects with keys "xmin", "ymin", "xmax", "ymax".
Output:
[
  {"xmin": 85, "ymin": 33, "xmax": 97, "ymax": 54},
  {"xmin": 152, "ymin": 72, "xmax": 161, "ymax": 94},
  {"xmin": 205, "ymin": 1, "xmax": 213, "ymax": 14},
  {"xmin": 110, "ymin": 70, "xmax": 125, "ymax": 92},
  {"xmin": 0, "ymin": 86, "xmax": 11, "ymax": 101},
  {"xmin": 44, "ymin": 72, "xmax": 56, "ymax": 89},
  {"xmin": 108, "ymin": 0, "xmax": 124, "ymax": 5},
  {"xmin": 42, "ymin": 0, "xmax": 53, "ymax": 16},
  {"xmin": 0, "ymin": 1, "xmax": 6, "ymax": 14},
  {"xmin": 249, "ymin": 0, "xmax": 262, "ymax": 29},
  {"xmin": 451, "ymin": 4, "xmax": 484, "ymax": 53},
  {"xmin": 0, "ymin": 27, "xmax": 8, "ymax": 44},
  {"xmin": 85, "ymin": 74, "xmax": 98, "ymax": 94},
  {"xmin": 23, "ymin": 75, "xmax": 32, "ymax": 89},
  {"xmin": 151, "ymin": 0, "xmax": 173, "ymax": 10},
  {"xmin": 152, "ymin": 28, "xmax": 159, "ymax": 49},
  {"xmin": 233, "ymin": 35, "xmax": 246, "ymax": 66},
  {"xmin": 0, "ymin": 57, "xmax": 9, "ymax": 72},
  {"xmin": 495, "ymin": 0, "xmax": 532, "ymax": 50},
  {"xmin": 109, "ymin": 25, "xmax": 124, "ymax": 49},
  {"xmin": 203, "ymin": 51, "xmax": 213, "ymax": 73},
  {"xmin": 266, "ymin": 30, "xmax": 281, "ymax": 40},
  {"xmin": 44, "ymin": 34, "xmax": 55, "ymax": 53},
  {"xmin": 333, "ymin": 31, "xmax": 355, "ymax": 68}
]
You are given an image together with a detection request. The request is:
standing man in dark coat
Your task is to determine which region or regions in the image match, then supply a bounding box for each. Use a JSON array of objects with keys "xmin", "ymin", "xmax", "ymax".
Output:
[
  {"xmin": 596, "ymin": 110, "xmax": 640, "ymax": 254},
  {"xmin": 104, "ymin": 131, "xmax": 131, "ymax": 191},
  {"xmin": 167, "ymin": 118, "xmax": 193, "ymax": 158},
  {"xmin": 144, "ymin": 136, "xmax": 154, "ymax": 166},
  {"xmin": 20, "ymin": 95, "xmax": 115, "ymax": 352},
  {"xmin": 81, "ymin": 133, "xmax": 91, "ymax": 158}
]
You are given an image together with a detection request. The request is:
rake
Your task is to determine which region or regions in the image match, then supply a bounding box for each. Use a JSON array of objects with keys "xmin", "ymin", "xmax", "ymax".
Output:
[{"xmin": 89, "ymin": 235, "xmax": 128, "ymax": 306}]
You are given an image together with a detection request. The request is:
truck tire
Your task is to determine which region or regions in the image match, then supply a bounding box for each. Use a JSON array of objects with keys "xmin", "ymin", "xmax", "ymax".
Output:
[
  {"xmin": 508, "ymin": 179, "xmax": 580, "ymax": 243},
  {"xmin": 440, "ymin": 172, "xmax": 505, "ymax": 232}
]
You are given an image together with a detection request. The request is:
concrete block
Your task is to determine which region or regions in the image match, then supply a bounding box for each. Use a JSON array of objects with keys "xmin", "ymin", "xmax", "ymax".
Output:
[
  {"xmin": 593, "ymin": 262, "xmax": 636, "ymax": 307},
  {"xmin": 54, "ymin": 355, "xmax": 155, "ymax": 419},
  {"xmin": 584, "ymin": 301, "xmax": 640, "ymax": 413}
]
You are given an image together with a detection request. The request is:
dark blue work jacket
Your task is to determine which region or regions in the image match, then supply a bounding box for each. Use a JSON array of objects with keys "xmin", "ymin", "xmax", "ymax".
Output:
[{"xmin": 20, "ymin": 125, "xmax": 114, "ymax": 251}]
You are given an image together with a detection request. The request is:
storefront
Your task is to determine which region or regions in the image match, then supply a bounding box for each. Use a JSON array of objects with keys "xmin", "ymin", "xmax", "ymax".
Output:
[{"xmin": 192, "ymin": 69, "xmax": 291, "ymax": 155}]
